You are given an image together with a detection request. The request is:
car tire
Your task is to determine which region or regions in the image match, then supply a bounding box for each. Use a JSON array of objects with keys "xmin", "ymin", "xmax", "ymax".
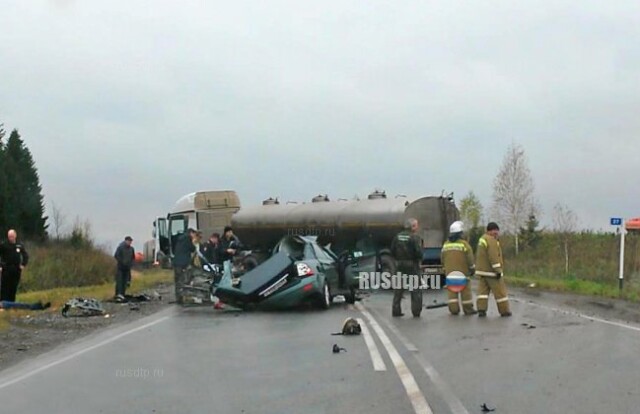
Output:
[
  {"xmin": 379, "ymin": 254, "xmax": 396, "ymax": 275},
  {"xmin": 319, "ymin": 281, "xmax": 331, "ymax": 310},
  {"xmin": 345, "ymin": 286, "xmax": 357, "ymax": 304}
]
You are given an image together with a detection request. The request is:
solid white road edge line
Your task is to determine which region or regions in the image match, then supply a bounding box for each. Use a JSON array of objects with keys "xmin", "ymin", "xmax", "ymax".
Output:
[
  {"xmin": 512, "ymin": 298, "xmax": 640, "ymax": 333},
  {"xmin": 355, "ymin": 302, "xmax": 433, "ymax": 414},
  {"xmin": 356, "ymin": 318, "xmax": 387, "ymax": 372},
  {"xmin": 0, "ymin": 315, "xmax": 171, "ymax": 390},
  {"xmin": 371, "ymin": 308, "xmax": 471, "ymax": 414}
]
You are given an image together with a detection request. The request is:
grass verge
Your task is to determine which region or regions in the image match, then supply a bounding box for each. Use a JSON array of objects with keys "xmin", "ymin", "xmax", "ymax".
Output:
[
  {"xmin": 508, "ymin": 275, "xmax": 640, "ymax": 302},
  {"xmin": 0, "ymin": 269, "xmax": 173, "ymax": 331}
]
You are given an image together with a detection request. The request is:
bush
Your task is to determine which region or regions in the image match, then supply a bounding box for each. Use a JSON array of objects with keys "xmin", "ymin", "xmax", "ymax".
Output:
[
  {"xmin": 500, "ymin": 231, "xmax": 640, "ymax": 287},
  {"xmin": 18, "ymin": 239, "xmax": 116, "ymax": 292}
]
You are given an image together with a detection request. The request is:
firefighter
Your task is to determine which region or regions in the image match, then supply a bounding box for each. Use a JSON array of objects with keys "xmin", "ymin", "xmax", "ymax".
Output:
[
  {"xmin": 390, "ymin": 218, "xmax": 424, "ymax": 317},
  {"xmin": 441, "ymin": 221, "xmax": 477, "ymax": 315},
  {"xmin": 475, "ymin": 222, "xmax": 511, "ymax": 317}
]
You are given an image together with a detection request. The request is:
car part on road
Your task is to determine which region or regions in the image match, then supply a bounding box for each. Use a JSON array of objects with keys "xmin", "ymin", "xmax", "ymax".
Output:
[
  {"xmin": 61, "ymin": 298, "xmax": 105, "ymax": 317},
  {"xmin": 332, "ymin": 344, "xmax": 347, "ymax": 353},
  {"xmin": 425, "ymin": 301, "xmax": 448, "ymax": 309},
  {"xmin": 331, "ymin": 318, "xmax": 362, "ymax": 336},
  {"xmin": 480, "ymin": 403, "xmax": 496, "ymax": 412}
]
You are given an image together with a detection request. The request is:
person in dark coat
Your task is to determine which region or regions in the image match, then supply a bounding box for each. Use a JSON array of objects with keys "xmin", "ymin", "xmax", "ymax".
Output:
[
  {"xmin": 114, "ymin": 236, "xmax": 135, "ymax": 301},
  {"xmin": 201, "ymin": 233, "xmax": 223, "ymax": 266},
  {"xmin": 220, "ymin": 226, "xmax": 242, "ymax": 262},
  {"xmin": 172, "ymin": 228, "xmax": 197, "ymax": 304},
  {"xmin": 0, "ymin": 229, "xmax": 29, "ymax": 302}
]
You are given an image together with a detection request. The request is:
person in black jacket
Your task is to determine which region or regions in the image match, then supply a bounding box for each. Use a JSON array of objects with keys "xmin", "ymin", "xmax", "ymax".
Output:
[
  {"xmin": 220, "ymin": 226, "xmax": 242, "ymax": 262},
  {"xmin": 113, "ymin": 236, "xmax": 135, "ymax": 301},
  {"xmin": 172, "ymin": 228, "xmax": 197, "ymax": 304},
  {"xmin": 201, "ymin": 233, "xmax": 223, "ymax": 266},
  {"xmin": 0, "ymin": 229, "xmax": 29, "ymax": 302}
]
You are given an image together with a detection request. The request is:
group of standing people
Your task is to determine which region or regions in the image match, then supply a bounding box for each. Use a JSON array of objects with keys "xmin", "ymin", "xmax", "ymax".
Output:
[
  {"xmin": 172, "ymin": 226, "xmax": 242, "ymax": 305},
  {"xmin": 441, "ymin": 221, "xmax": 511, "ymax": 317},
  {"xmin": 390, "ymin": 219, "xmax": 511, "ymax": 318}
]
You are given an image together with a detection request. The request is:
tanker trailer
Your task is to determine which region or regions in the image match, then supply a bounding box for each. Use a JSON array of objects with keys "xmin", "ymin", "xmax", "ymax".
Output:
[{"xmin": 231, "ymin": 191, "xmax": 459, "ymax": 279}]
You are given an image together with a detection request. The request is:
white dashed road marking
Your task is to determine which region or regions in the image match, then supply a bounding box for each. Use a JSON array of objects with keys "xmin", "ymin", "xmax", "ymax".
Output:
[{"xmin": 356, "ymin": 302, "xmax": 434, "ymax": 414}]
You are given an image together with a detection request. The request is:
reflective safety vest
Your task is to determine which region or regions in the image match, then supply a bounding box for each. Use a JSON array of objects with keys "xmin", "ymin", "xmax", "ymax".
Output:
[
  {"xmin": 441, "ymin": 239, "xmax": 475, "ymax": 276},
  {"xmin": 475, "ymin": 234, "xmax": 503, "ymax": 277}
]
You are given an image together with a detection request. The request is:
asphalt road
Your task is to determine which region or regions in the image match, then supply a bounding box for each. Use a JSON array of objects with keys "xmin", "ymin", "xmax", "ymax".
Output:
[{"xmin": 1, "ymin": 288, "xmax": 640, "ymax": 414}]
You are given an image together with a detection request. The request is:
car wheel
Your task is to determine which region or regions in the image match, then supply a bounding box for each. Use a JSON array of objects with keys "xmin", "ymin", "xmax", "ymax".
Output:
[
  {"xmin": 319, "ymin": 281, "xmax": 331, "ymax": 310},
  {"xmin": 345, "ymin": 286, "xmax": 357, "ymax": 304}
]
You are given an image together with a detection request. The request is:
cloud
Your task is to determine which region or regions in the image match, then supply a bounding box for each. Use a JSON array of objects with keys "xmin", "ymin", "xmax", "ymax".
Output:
[{"xmin": 2, "ymin": 1, "xmax": 639, "ymax": 249}]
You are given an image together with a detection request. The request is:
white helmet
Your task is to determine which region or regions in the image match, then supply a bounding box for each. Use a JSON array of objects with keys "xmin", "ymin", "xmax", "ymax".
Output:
[{"xmin": 449, "ymin": 221, "xmax": 464, "ymax": 234}]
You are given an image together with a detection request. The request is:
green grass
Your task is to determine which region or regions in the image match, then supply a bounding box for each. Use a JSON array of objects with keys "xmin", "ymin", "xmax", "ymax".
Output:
[
  {"xmin": 0, "ymin": 269, "xmax": 173, "ymax": 331},
  {"xmin": 19, "ymin": 241, "xmax": 117, "ymax": 291},
  {"xmin": 508, "ymin": 274, "xmax": 640, "ymax": 302}
]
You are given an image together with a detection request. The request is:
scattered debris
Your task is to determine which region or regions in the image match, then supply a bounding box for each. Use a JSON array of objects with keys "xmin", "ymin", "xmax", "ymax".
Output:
[
  {"xmin": 481, "ymin": 403, "xmax": 496, "ymax": 412},
  {"xmin": 331, "ymin": 318, "xmax": 361, "ymax": 336},
  {"xmin": 128, "ymin": 303, "xmax": 140, "ymax": 311},
  {"xmin": 16, "ymin": 345, "xmax": 28, "ymax": 352},
  {"xmin": 426, "ymin": 300, "xmax": 448, "ymax": 309},
  {"xmin": 106, "ymin": 294, "xmax": 153, "ymax": 304},
  {"xmin": 61, "ymin": 298, "xmax": 105, "ymax": 317},
  {"xmin": 332, "ymin": 344, "xmax": 347, "ymax": 353},
  {"xmin": 521, "ymin": 323, "xmax": 536, "ymax": 329}
]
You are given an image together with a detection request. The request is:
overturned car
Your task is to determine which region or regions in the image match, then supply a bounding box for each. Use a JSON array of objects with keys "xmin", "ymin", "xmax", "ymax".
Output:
[{"xmin": 214, "ymin": 235, "xmax": 360, "ymax": 310}]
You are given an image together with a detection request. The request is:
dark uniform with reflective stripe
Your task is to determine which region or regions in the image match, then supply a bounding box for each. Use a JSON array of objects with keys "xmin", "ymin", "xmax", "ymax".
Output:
[
  {"xmin": 441, "ymin": 238, "xmax": 476, "ymax": 315},
  {"xmin": 0, "ymin": 241, "xmax": 29, "ymax": 302},
  {"xmin": 390, "ymin": 230, "xmax": 423, "ymax": 317},
  {"xmin": 475, "ymin": 233, "xmax": 510, "ymax": 315}
]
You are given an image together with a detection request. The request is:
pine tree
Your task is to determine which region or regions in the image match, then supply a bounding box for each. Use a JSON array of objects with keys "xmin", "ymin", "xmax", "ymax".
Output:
[
  {"xmin": 518, "ymin": 213, "xmax": 542, "ymax": 251},
  {"xmin": 4, "ymin": 129, "xmax": 48, "ymax": 239}
]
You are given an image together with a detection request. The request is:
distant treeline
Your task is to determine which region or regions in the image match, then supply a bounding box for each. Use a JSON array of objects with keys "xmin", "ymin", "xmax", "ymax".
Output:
[{"xmin": 0, "ymin": 123, "xmax": 47, "ymax": 240}]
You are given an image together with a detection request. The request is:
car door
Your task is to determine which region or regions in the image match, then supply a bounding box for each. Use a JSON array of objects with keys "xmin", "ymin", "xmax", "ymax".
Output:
[{"xmin": 309, "ymin": 243, "xmax": 340, "ymax": 289}]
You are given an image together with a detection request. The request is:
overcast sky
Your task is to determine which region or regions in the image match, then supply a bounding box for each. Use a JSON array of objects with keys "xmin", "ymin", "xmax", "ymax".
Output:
[{"xmin": 2, "ymin": 1, "xmax": 639, "ymax": 251}]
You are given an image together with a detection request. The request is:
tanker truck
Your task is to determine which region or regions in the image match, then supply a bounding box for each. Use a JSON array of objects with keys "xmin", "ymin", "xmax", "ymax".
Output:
[{"xmin": 231, "ymin": 190, "xmax": 459, "ymax": 280}]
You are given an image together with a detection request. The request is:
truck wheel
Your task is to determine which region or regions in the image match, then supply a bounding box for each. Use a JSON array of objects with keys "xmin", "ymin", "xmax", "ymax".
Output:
[
  {"xmin": 379, "ymin": 254, "xmax": 397, "ymax": 275},
  {"xmin": 319, "ymin": 281, "xmax": 331, "ymax": 310}
]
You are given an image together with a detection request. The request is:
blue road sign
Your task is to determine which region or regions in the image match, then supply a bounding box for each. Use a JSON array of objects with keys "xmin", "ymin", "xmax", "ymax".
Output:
[{"xmin": 611, "ymin": 218, "xmax": 622, "ymax": 226}]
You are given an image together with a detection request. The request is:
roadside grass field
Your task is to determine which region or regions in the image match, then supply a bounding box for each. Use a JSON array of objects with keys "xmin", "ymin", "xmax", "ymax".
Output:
[
  {"xmin": 0, "ymin": 269, "xmax": 173, "ymax": 331},
  {"xmin": 508, "ymin": 275, "xmax": 640, "ymax": 302}
]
